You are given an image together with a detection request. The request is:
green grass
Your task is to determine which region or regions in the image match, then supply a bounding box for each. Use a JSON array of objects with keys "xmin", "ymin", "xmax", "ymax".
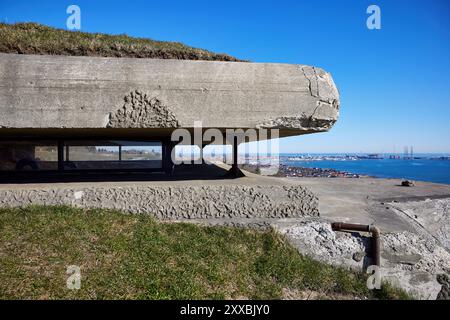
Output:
[
  {"xmin": 0, "ymin": 206, "xmax": 410, "ymax": 300},
  {"xmin": 0, "ymin": 22, "xmax": 244, "ymax": 61}
]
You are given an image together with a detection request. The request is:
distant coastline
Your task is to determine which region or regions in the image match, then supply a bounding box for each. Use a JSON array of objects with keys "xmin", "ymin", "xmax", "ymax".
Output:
[
  {"xmin": 241, "ymin": 153, "xmax": 450, "ymax": 185},
  {"xmin": 280, "ymin": 153, "xmax": 450, "ymax": 161},
  {"xmin": 241, "ymin": 163, "xmax": 364, "ymax": 179}
]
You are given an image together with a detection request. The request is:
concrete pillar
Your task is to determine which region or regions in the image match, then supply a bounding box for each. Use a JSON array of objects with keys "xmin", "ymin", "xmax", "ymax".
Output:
[
  {"xmin": 57, "ymin": 140, "xmax": 64, "ymax": 171},
  {"xmin": 163, "ymin": 141, "xmax": 175, "ymax": 175},
  {"xmin": 224, "ymin": 136, "xmax": 245, "ymax": 178}
]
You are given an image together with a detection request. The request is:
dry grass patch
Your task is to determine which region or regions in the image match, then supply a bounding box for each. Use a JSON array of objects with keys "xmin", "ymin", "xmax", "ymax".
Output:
[{"xmin": 0, "ymin": 22, "xmax": 244, "ymax": 61}]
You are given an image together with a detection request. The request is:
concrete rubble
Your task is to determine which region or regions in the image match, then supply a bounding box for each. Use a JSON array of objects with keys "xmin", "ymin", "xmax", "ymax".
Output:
[{"xmin": 277, "ymin": 220, "xmax": 450, "ymax": 300}]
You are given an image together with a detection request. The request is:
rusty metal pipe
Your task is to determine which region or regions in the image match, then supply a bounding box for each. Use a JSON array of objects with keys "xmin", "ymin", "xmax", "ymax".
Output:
[{"xmin": 331, "ymin": 222, "xmax": 381, "ymax": 267}]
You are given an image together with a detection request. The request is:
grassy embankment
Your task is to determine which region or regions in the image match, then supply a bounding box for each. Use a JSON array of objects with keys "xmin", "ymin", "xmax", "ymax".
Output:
[
  {"xmin": 0, "ymin": 22, "xmax": 243, "ymax": 61},
  {"xmin": 0, "ymin": 206, "xmax": 410, "ymax": 300}
]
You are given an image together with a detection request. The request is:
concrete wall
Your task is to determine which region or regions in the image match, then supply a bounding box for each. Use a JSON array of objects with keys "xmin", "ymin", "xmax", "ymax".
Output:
[
  {"xmin": 0, "ymin": 184, "xmax": 319, "ymax": 219},
  {"xmin": 0, "ymin": 53, "xmax": 339, "ymax": 138}
]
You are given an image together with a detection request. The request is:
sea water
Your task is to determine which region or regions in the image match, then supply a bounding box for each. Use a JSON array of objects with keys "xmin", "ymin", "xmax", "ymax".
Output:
[{"xmin": 281, "ymin": 154, "xmax": 450, "ymax": 185}]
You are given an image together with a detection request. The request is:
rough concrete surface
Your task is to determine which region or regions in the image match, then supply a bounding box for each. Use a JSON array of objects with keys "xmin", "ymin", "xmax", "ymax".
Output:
[
  {"xmin": 278, "ymin": 220, "xmax": 368, "ymax": 269},
  {"xmin": 389, "ymin": 198, "xmax": 450, "ymax": 252},
  {"xmin": 107, "ymin": 90, "xmax": 180, "ymax": 128},
  {"xmin": 277, "ymin": 220, "xmax": 450, "ymax": 300},
  {"xmin": 0, "ymin": 174, "xmax": 319, "ymax": 219},
  {"xmin": 0, "ymin": 53, "xmax": 339, "ymax": 137}
]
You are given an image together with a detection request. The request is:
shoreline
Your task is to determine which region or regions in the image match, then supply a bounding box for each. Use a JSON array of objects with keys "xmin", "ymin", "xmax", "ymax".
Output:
[
  {"xmin": 241, "ymin": 163, "xmax": 369, "ymax": 179},
  {"xmin": 240, "ymin": 162, "xmax": 450, "ymax": 185}
]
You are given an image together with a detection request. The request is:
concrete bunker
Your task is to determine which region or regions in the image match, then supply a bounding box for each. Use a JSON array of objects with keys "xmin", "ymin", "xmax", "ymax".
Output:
[{"xmin": 0, "ymin": 53, "xmax": 340, "ymax": 180}]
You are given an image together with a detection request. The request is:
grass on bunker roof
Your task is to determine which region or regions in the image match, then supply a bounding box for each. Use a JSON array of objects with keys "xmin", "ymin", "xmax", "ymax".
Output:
[
  {"xmin": 0, "ymin": 205, "xmax": 410, "ymax": 300},
  {"xmin": 0, "ymin": 22, "xmax": 244, "ymax": 61}
]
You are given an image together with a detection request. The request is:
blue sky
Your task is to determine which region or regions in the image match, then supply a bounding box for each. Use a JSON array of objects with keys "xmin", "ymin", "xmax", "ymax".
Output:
[{"xmin": 1, "ymin": 0, "xmax": 450, "ymax": 153}]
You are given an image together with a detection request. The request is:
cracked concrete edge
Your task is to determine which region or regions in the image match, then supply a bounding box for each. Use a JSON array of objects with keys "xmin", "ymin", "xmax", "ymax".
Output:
[
  {"xmin": 257, "ymin": 65, "xmax": 340, "ymax": 131},
  {"xmin": 300, "ymin": 65, "xmax": 340, "ymax": 104}
]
